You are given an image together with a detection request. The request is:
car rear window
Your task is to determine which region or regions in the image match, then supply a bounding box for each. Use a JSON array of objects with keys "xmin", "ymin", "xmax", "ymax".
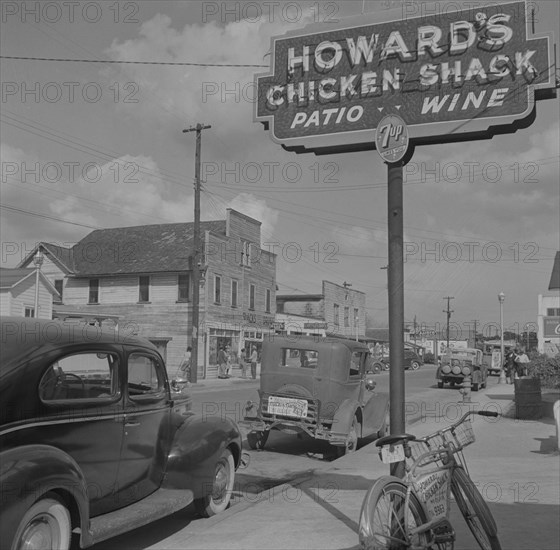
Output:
[
  {"xmin": 280, "ymin": 348, "xmax": 318, "ymax": 369},
  {"xmin": 39, "ymin": 352, "xmax": 119, "ymax": 402}
]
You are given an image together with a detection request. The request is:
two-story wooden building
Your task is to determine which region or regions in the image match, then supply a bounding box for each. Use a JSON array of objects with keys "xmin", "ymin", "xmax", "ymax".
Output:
[
  {"xmin": 276, "ymin": 280, "xmax": 366, "ymax": 340},
  {"xmin": 18, "ymin": 209, "xmax": 277, "ymax": 378}
]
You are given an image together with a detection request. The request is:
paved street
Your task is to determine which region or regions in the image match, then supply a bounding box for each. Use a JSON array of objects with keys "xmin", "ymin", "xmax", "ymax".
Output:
[{"xmin": 86, "ymin": 367, "xmax": 560, "ymax": 550}]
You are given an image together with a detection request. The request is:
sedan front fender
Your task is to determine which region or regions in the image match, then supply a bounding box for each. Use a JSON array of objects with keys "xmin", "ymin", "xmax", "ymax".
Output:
[{"xmin": 164, "ymin": 414, "xmax": 242, "ymax": 499}]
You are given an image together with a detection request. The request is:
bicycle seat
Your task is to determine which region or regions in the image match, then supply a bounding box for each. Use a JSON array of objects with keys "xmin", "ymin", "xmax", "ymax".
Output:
[{"xmin": 375, "ymin": 433, "xmax": 417, "ymax": 447}]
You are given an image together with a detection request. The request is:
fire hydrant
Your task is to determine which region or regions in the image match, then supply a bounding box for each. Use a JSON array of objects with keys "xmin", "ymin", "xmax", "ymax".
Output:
[{"xmin": 460, "ymin": 374, "xmax": 472, "ymax": 403}]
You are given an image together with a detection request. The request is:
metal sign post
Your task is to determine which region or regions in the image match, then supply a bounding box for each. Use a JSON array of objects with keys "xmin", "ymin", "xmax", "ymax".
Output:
[{"xmin": 377, "ymin": 114, "xmax": 410, "ymax": 478}]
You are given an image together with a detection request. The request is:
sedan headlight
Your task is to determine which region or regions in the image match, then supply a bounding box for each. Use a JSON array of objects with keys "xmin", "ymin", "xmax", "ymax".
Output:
[
  {"xmin": 462, "ymin": 366, "xmax": 471, "ymax": 376},
  {"xmin": 442, "ymin": 365, "xmax": 451, "ymax": 374},
  {"xmin": 452, "ymin": 366, "xmax": 462, "ymax": 375}
]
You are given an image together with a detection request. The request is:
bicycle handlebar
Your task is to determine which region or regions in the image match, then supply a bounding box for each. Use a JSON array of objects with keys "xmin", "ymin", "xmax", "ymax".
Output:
[{"xmin": 477, "ymin": 410, "xmax": 499, "ymax": 417}]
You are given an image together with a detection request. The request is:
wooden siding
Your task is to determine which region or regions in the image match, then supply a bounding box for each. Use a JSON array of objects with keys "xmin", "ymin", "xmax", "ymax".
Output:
[
  {"xmin": 323, "ymin": 281, "xmax": 366, "ymax": 338},
  {"xmin": 7, "ymin": 275, "xmax": 53, "ymax": 319},
  {"xmin": 64, "ymin": 273, "xmax": 189, "ymax": 305},
  {"xmin": 204, "ymin": 230, "xmax": 276, "ymax": 332},
  {"xmin": 226, "ymin": 209, "xmax": 261, "ymax": 243},
  {"xmin": 0, "ymin": 292, "xmax": 11, "ymax": 316}
]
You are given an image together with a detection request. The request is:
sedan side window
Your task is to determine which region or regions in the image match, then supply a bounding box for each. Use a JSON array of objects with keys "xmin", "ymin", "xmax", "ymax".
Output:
[
  {"xmin": 39, "ymin": 352, "xmax": 119, "ymax": 402},
  {"xmin": 127, "ymin": 353, "xmax": 165, "ymax": 399},
  {"xmin": 350, "ymin": 351, "xmax": 364, "ymax": 377}
]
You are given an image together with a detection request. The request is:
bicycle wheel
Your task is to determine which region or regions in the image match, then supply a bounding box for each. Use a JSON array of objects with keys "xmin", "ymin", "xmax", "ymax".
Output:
[
  {"xmin": 359, "ymin": 476, "xmax": 429, "ymax": 550},
  {"xmin": 451, "ymin": 467, "xmax": 502, "ymax": 550}
]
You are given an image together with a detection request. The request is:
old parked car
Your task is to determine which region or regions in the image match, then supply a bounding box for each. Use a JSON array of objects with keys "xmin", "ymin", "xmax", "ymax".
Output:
[
  {"xmin": 242, "ymin": 336, "xmax": 389, "ymax": 456},
  {"xmin": 436, "ymin": 347, "xmax": 487, "ymax": 391},
  {"xmin": 373, "ymin": 348, "xmax": 423, "ymax": 372},
  {"xmin": 0, "ymin": 316, "xmax": 245, "ymax": 550}
]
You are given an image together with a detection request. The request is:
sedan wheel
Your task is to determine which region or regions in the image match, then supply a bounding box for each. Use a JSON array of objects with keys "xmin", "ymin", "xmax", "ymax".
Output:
[
  {"xmin": 437, "ymin": 380, "xmax": 444, "ymax": 388},
  {"xmin": 12, "ymin": 496, "xmax": 71, "ymax": 550},
  {"xmin": 410, "ymin": 361, "xmax": 421, "ymax": 370},
  {"xmin": 335, "ymin": 418, "xmax": 360, "ymax": 457},
  {"xmin": 195, "ymin": 448, "xmax": 235, "ymax": 517}
]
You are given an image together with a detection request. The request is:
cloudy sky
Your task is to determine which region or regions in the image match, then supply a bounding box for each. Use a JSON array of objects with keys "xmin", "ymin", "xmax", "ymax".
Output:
[{"xmin": 1, "ymin": 0, "xmax": 558, "ymax": 338}]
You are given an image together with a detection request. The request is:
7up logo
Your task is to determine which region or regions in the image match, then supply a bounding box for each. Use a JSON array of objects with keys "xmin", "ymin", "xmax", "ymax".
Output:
[{"xmin": 375, "ymin": 114, "xmax": 409, "ymax": 164}]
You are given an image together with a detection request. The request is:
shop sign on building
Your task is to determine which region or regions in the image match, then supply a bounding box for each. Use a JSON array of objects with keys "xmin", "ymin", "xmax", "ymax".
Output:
[
  {"xmin": 255, "ymin": 1, "xmax": 555, "ymax": 154},
  {"xmin": 303, "ymin": 322, "xmax": 328, "ymax": 329},
  {"xmin": 543, "ymin": 316, "xmax": 560, "ymax": 338}
]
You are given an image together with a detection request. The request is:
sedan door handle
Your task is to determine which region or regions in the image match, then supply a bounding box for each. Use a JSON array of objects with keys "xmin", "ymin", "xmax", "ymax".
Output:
[{"xmin": 125, "ymin": 420, "xmax": 140, "ymax": 427}]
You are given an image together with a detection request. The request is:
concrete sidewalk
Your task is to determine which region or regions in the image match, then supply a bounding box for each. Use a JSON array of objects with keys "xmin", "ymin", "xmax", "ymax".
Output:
[{"xmin": 164, "ymin": 376, "xmax": 559, "ymax": 550}]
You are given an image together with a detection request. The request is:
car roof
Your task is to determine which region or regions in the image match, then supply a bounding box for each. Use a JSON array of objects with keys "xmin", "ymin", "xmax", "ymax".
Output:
[
  {"xmin": 265, "ymin": 335, "xmax": 369, "ymax": 352},
  {"xmin": 1, "ymin": 316, "xmax": 157, "ymax": 366}
]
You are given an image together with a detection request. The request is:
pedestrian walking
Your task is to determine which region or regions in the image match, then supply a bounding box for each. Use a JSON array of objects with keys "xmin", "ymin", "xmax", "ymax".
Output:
[
  {"xmin": 176, "ymin": 346, "xmax": 192, "ymax": 385},
  {"xmin": 250, "ymin": 346, "xmax": 258, "ymax": 380},
  {"xmin": 217, "ymin": 346, "xmax": 228, "ymax": 379},
  {"xmin": 504, "ymin": 349, "xmax": 515, "ymax": 384},
  {"xmin": 240, "ymin": 348, "xmax": 247, "ymax": 378},
  {"xmin": 514, "ymin": 347, "xmax": 530, "ymax": 378},
  {"xmin": 225, "ymin": 345, "xmax": 232, "ymax": 378}
]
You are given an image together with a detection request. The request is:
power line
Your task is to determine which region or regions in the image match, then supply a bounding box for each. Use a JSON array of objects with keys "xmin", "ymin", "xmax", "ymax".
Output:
[{"xmin": 0, "ymin": 55, "xmax": 269, "ymax": 67}]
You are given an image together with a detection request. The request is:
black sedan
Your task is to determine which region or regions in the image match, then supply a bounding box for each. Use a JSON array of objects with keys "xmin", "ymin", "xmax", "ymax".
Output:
[{"xmin": 0, "ymin": 316, "xmax": 244, "ymax": 550}]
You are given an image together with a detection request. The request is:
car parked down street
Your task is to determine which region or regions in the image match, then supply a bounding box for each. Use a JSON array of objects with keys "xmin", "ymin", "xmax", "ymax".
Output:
[
  {"xmin": 436, "ymin": 347, "xmax": 488, "ymax": 391},
  {"xmin": 0, "ymin": 316, "xmax": 246, "ymax": 550}
]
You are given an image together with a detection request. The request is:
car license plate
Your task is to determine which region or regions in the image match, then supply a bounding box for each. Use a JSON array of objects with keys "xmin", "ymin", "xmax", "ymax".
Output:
[
  {"xmin": 267, "ymin": 396, "xmax": 308, "ymax": 418},
  {"xmin": 380, "ymin": 444, "xmax": 405, "ymax": 464}
]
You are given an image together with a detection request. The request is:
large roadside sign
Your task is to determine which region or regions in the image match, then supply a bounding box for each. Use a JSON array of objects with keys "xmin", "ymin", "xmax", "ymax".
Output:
[
  {"xmin": 255, "ymin": 1, "xmax": 556, "ymax": 154},
  {"xmin": 543, "ymin": 316, "xmax": 560, "ymax": 338}
]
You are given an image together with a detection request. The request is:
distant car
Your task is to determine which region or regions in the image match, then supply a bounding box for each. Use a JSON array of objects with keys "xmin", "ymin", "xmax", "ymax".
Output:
[
  {"xmin": 0, "ymin": 316, "xmax": 245, "ymax": 550},
  {"xmin": 436, "ymin": 347, "xmax": 487, "ymax": 391},
  {"xmin": 375, "ymin": 348, "xmax": 423, "ymax": 371}
]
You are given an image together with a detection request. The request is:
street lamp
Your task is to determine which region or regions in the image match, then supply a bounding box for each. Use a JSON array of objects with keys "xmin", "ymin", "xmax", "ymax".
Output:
[
  {"xmin": 498, "ymin": 291, "xmax": 506, "ymax": 384},
  {"xmin": 33, "ymin": 249, "xmax": 44, "ymax": 318}
]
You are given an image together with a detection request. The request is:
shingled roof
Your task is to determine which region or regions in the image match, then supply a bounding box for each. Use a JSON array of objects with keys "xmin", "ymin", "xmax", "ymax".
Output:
[
  {"xmin": 0, "ymin": 267, "xmax": 36, "ymax": 288},
  {"xmin": 20, "ymin": 221, "xmax": 227, "ymax": 276}
]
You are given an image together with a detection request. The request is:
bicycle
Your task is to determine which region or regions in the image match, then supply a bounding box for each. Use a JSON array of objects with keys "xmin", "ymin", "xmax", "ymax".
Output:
[{"xmin": 359, "ymin": 410, "xmax": 502, "ymax": 550}]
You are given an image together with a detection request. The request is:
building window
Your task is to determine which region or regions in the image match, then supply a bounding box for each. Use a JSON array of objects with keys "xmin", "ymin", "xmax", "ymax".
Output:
[
  {"xmin": 54, "ymin": 279, "xmax": 63, "ymax": 304},
  {"xmin": 344, "ymin": 307, "xmax": 349, "ymax": 327},
  {"xmin": 214, "ymin": 275, "xmax": 221, "ymax": 304},
  {"xmin": 139, "ymin": 276, "xmax": 150, "ymax": 302},
  {"xmin": 334, "ymin": 304, "xmax": 339, "ymax": 326},
  {"xmin": 24, "ymin": 306, "xmax": 35, "ymax": 317},
  {"xmin": 249, "ymin": 284, "xmax": 256, "ymax": 310},
  {"xmin": 354, "ymin": 308, "xmax": 359, "ymax": 326},
  {"xmin": 241, "ymin": 241, "xmax": 251, "ymax": 266},
  {"xmin": 266, "ymin": 289, "xmax": 271, "ymax": 313},
  {"xmin": 547, "ymin": 308, "xmax": 560, "ymax": 316},
  {"xmin": 89, "ymin": 279, "xmax": 99, "ymax": 304},
  {"xmin": 178, "ymin": 274, "xmax": 190, "ymax": 302},
  {"xmin": 231, "ymin": 279, "xmax": 238, "ymax": 308}
]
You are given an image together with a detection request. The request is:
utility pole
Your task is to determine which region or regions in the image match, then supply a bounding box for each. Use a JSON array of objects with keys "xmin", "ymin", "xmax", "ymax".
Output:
[
  {"xmin": 413, "ymin": 315, "xmax": 417, "ymax": 347},
  {"xmin": 443, "ymin": 296, "xmax": 454, "ymax": 348},
  {"xmin": 183, "ymin": 123, "xmax": 211, "ymax": 383},
  {"xmin": 472, "ymin": 319, "xmax": 478, "ymax": 347}
]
